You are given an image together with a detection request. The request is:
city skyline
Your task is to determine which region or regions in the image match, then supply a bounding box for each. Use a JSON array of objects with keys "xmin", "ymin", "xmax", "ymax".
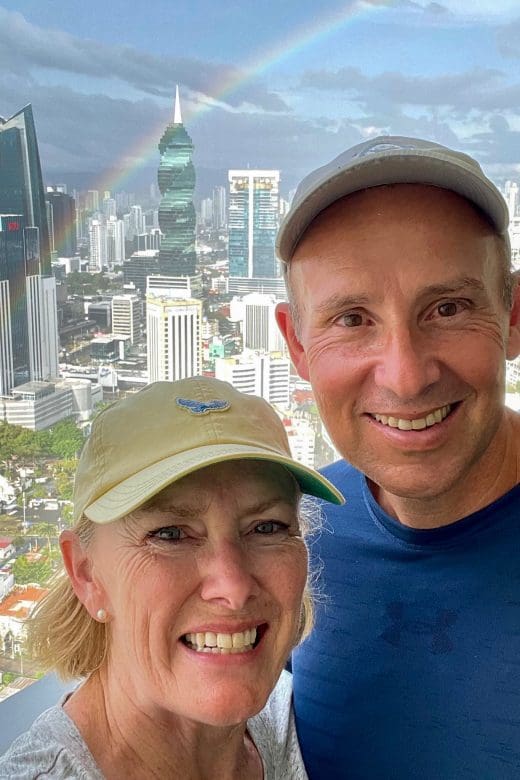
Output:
[{"xmin": 2, "ymin": 2, "xmax": 520, "ymax": 195}]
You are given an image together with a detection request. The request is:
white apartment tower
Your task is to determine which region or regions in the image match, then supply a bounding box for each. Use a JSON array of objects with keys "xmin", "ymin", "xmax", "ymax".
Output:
[
  {"xmin": 26, "ymin": 275, "xmax": 59, "ymax": 381},
  {"xmin": 242, "ymin": 293, "xmax": 286, "ymax": 353},
  {"xmin": 147, "ymin": 293, "xmax": 202, "ymax": 382},
  {"xmin": 112, "ymin": 294, "xmax": 141, "ymax": 344},
  {"xmin": 214, "ymin": 353, "xmax": 290, "ymax": 406},
  {"xmin": 88, "ymin": 219, "xmax": 107, "ymax": 272},
  {"xmin": 106, "ymin": 217, "xmax": 125, "ymax": 268}
]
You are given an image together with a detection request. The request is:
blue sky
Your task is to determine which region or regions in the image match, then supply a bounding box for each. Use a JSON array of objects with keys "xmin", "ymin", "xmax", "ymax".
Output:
[{"xmin": 2, "ymin": 0, "xmax": 520, "ymax": 194}]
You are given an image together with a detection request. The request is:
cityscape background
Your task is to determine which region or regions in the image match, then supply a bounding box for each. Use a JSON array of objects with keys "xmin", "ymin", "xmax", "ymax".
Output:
[{"xmin": 0, "ymin": 0, "xmax": 519, "ymax": 704}]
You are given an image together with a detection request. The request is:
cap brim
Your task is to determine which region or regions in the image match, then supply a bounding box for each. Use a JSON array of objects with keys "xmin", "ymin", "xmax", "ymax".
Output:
[
  {"xmin": 83, "ymin": 444, "xmax": 344, "ymax": 523},
  {"xmin": 277, "ymin": 150, "xmax": 509, "ymax": 263}
]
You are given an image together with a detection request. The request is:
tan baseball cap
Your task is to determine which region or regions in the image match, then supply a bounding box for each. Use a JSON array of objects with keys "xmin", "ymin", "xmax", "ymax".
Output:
[
  {"xmin": 74, "ymin": 377, "xmax": 344, "ymax": 524},
  {"xmin": 277, "ymin": 135, "xmax": 510, "ymax": 263}
]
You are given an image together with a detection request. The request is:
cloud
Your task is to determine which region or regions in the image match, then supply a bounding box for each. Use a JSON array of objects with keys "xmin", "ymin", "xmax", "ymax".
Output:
[
  {"xmin": 496, "ymin": 18, "xmax": 520, "ymax": 59},
  {"xmin": 300, "ymin": 66, "xmax": 520, "ymax": 115},
  {"xmin": 0, "ymin": 6, "xmax": 287, "ymax": 112}
]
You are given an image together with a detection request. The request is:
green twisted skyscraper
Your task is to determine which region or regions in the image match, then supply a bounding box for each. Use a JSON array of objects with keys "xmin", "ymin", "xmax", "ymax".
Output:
[{"xmin": 158, "ymin": 87, "xmax": 197, "ymax": 276}]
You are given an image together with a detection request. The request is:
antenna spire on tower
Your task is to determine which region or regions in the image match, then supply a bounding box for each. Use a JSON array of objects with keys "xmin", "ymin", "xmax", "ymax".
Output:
[{"xmin": 174, "ymin": 85, "xmax": 182, "ymax": 124}]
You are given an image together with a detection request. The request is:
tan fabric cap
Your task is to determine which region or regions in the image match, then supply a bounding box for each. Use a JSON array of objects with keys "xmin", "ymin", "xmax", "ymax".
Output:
[{"xmin": 74, "ymin": 377, "xmax": 344, "ymax": 524}]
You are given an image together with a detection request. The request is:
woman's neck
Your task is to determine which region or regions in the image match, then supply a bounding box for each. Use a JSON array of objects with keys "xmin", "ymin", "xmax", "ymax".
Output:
[{"xmin": 64, "ymin": 670, "xmax": 264, "ymax": 780}]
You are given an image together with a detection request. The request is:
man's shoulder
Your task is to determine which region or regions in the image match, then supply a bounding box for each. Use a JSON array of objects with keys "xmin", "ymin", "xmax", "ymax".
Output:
[{"xmin": 320, "ymin": 458, "xmax": 360, "ymax": 484}]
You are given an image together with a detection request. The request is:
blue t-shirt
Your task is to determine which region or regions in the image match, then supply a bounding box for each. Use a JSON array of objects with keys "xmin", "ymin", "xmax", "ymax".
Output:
[{"xmin": 292, "ymin": 460, "xmax": 520, "ymax": 779}]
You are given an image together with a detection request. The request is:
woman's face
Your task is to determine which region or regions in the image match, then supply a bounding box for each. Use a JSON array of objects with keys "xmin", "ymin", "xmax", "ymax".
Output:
[{"xmin": 87, "ymin": 460, "xmax": 308, "ymax": 727}]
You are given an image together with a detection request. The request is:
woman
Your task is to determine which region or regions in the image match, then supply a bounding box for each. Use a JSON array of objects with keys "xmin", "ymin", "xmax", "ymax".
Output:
[{"xmin": 0, "ymin": 377, "xmax": 343, "ymax": 779}]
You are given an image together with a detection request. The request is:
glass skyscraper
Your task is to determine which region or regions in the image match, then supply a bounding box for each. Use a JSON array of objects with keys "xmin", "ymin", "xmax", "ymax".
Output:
[
  {"xmin": 0, "ymin": 105, "xmax": 58, "ymax": 393},
  {"xmin": 157, "ymin": 87, "xmax": 197, "ymax": 277},
  {"xmin": 228, "ymin": 170, "xmax": 280, "ymax": 278},
  {"xmin": 0, "ymin": 105, "xmax": 51, "ymax": 275}
]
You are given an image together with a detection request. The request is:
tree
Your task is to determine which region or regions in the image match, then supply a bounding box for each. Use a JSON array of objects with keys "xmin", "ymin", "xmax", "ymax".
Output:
[{"xmin": 12, "ymin": 554, "xmax": 52, "ymax": 585}]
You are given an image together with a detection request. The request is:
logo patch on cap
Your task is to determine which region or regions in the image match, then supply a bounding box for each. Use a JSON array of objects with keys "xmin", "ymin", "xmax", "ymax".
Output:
[
  {"xmin": 353, "ymin": 142, "xmax": 419, "ymax": 159},
  {"xmin": 176, "ymin": 397, "xmax": 230, "ymax": 415}
]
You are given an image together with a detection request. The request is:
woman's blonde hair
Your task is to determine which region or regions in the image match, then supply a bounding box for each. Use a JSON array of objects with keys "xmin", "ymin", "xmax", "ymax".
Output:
[{"xmin": 29, "ymin": 493, "xmax": 321, "ymax": 680}]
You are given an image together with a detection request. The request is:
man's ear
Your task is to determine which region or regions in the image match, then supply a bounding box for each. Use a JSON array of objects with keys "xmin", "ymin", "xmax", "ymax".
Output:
[
  {"xmin": 506, "ymin": 272, "xmax": 520, "ymax": 360},
  {"xmin": 60, "ymin": 530, "xmax": 105, "ymax": 620},
  {"xmin": 275, "ymin": 302, "xmax": 310, "ymax": 380}
]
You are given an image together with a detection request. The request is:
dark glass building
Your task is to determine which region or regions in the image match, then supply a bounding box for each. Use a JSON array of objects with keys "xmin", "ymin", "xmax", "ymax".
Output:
[
  {"xmin": 228, "ymin": 170, "xmax": 280, "ymax": 278},
  {"xmin": 46, "ymin": 190, "xmax": 77, "ymax": 257},
  {"xmin": 157, "ymin": 87, "xmax": 197, "ymax": 277},
  {"xmin": 0, "ymin": 105, "xmax": 51, "ymax": 275},
  {"xmin": 0, "ymin": 215, "xmax": 29, "ymax": 388},
  {"xmin": 0, "ymin": 106, "xmax": 59, "ymax": 393}
]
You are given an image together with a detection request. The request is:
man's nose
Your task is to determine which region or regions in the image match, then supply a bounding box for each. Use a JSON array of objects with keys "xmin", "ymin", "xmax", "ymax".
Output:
[
  {"xmin": 373, "ymin": 326, "xmax": 441, "ymax": 400},
  {"xmin": 199, "ymin": 540, "xmax": 260, "ymax": 611}
]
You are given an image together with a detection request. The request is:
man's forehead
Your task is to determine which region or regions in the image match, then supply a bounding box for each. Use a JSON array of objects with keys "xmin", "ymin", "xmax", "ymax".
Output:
[{"xmin": 296, "ymin": 183, "xmax": 496, "ymax": 247}]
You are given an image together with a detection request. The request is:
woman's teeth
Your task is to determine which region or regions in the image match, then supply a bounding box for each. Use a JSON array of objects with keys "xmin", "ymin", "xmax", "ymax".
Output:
[{"xmin": 183, "ymin": 628, "xmax": 257, "ymax": 654}]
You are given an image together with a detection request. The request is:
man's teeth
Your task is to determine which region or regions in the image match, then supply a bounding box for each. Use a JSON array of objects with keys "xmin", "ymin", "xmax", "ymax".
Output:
[
  {"xmin": 184, "ymin": 628, "xmax": 257, "ymax": 654},
  {"xmin": 373, "ymin": 404, "xmax": 451, "ymax": 430}
]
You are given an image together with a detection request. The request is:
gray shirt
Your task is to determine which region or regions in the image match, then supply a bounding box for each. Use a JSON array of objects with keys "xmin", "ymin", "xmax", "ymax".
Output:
[{"xmin": 0, "ymin": 670, "xmax": 307, "ymax": 779}]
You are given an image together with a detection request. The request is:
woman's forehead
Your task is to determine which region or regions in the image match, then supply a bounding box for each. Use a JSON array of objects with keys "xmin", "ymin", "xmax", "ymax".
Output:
[{"xmin": 146, "ymin": 460, "xmax": 299, "ymax": 510}]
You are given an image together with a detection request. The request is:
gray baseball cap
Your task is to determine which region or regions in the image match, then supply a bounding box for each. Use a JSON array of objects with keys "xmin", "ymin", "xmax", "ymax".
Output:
[{"xmin": 277, "ymin": 135, "xmax": 510, "ymax": 263}]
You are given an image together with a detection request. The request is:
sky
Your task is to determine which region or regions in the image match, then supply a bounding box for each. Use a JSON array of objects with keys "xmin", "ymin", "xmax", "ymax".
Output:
[{"xmin": 2, "ymin": 0, "xmax": 520, "ymax": 195}]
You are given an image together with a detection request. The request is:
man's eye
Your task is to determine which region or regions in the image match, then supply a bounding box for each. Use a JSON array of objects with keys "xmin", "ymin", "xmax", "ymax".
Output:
[
  {"xmin": 151, "ymin": 526, "xmax": 184, "ymax": 541},
  {"xmin": 436, "ymin": 301, "xmax": 464, "ymax": 317},
  {"xmin": 339, "ymin": 312, "xmax": 364, "ymax": 327}
]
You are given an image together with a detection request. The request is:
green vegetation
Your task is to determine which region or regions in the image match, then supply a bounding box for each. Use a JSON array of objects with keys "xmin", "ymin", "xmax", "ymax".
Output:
[
  {"xmin": 12, "ymin": 554, "xmax": 52, "ymax": 585},
  {"xmin": 65, "ymin": 271, "xmax": 111, "ymax": 296},
  {"xmin": 0, "ymin": 418, "xmax": 84, "ymax": 463}
]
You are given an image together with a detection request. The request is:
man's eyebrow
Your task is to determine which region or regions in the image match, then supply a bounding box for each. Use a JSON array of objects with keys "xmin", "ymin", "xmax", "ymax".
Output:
[
  {"xmin": 419, "ymin": 277, "xmax": 487, "ymax": 298},
  {"xmin": 315, "ymin": 293, "xmax": 371, "ymax": 316}
]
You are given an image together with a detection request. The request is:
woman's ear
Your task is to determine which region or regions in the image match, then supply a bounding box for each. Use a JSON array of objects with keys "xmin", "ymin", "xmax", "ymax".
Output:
[{"xmin": 60, "ymin": 530, "xmax": 105, "ymax": 620}]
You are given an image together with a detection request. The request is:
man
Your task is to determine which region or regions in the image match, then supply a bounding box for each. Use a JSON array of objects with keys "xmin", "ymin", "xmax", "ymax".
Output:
[{"xmin": 275, "ymin": 137, "xmax": 520, "ymax": 778}]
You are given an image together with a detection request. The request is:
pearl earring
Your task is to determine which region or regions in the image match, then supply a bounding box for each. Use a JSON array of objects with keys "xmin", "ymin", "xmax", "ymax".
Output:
[{"xmin": 96, "ymin": 608, "xmax": 107, "ymax": 622}]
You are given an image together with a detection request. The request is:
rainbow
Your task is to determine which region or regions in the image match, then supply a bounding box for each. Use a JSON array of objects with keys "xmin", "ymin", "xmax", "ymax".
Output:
[{"xmin": 90, "ymin": 0, "xmax": 393, "ymax": 196}]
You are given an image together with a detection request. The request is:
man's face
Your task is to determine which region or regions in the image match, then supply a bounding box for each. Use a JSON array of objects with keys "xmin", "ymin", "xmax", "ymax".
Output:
[{"xmin": 277, "ymin": 184, "xmax": 520, "ymax": 506}]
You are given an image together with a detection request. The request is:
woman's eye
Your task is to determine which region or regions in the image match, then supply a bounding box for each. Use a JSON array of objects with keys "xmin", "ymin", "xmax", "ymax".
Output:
[
  {"xmin": 151, "ymin": 526, "xmax": 184, "ymax": 541},
  {"xmin": 254, "ymin": 521, "xmax": 287, "ymax": 535}
]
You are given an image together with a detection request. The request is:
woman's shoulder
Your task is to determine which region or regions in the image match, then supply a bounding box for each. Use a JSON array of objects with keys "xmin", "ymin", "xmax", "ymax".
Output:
[
  {"xmin": 248, "ymin": 670, "xmax": 308, "ymax": 780},
  {"xmin": 0, "ymin": 702, "xmax": 103, "ymax": 780}
]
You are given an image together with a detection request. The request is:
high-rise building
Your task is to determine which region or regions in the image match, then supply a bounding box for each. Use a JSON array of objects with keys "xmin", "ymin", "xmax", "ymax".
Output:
[
  {"xmin": 86, "ymin": 190, "xmax": 100, "ymax": 214},
  {"xmin": 214, "ymin": 353, "xmax": 290, "ymax": 405},
  {"xmin": 106, "ymin": 217, "xmax": 125, "ymax": 268},
  {"xmin": 0, "ymin": 106, "xmax": 59, "ymax": 390},
  {"xmin": 0, "ymin": 215, "xmax": 27, "ymax": 392},
  {"xmin": 228, "ymin": 170, "xmax": 280, "ymax": 278},
  {"xmin": 212, "ymin": 185, "xmax": 227, "ymax": 230},
  {"xmin": 157, "ymin": 86, "xmax": 197, "ymax": 277},
  {"xmin": 242, "ymin": 293, "xmax": 286, "ymax": 353},
  {"xmin": 112, "ymin": 294, "xmax": 141, "ymax": 344},
  {"xmin": 146, "ymin": 292, "xmax": 202, "ymax": 382},
  {"xmin": 102, "ymin": 197, "xmax": 117, "ymax": 220},
  {"xmin": 88, "ymin": 219, "xmax": 107, "ymax": 272},
  {"xmin": 127, "ymin": 205, "xmax": 144, "ymax": 240},
  {"xmin": 46, "ymin": 190, "xmax": 77, "ymax": 257},
  {"xmin": 0, "ymin": 105, "xmax": 51, "ymax": 275}
]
